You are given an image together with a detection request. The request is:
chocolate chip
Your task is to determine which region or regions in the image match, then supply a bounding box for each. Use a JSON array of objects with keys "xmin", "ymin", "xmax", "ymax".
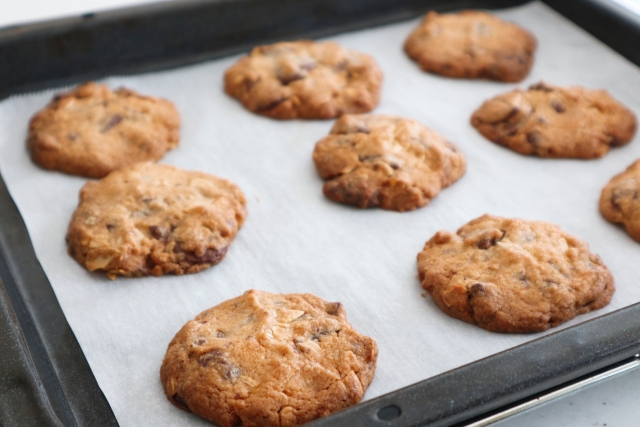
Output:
[
  {"xmin": 358, "ymin": 154, "xmax": 380, "ymax": 162},
  {"xmin": 506, "ymin": 125, "xmax": 520, "ymax": 136},
  {"xmin": 149, "ymin": 225, "xmax": 170, "ymax": 240},
  {"xmin": 323, "ymin": 180, "xmax": 381, "ymax": 208},
  {"xmin": 311, "ymin": 329, "xmax": 333, "ymax": 341},
  {"xmin": 551, "ymin": 100, "xmax": 565, "ymax": 113},
  {"xmin": 199, "ymin": 349, "xmax": 241, "ymax": 380},
  {"xmin": 195, "ymin": 338, "xmax": 206, "ymax": 345},
  {"xmin": 526, "ymin": 130, "xmax": 542, "ymax": 145},
  {"xmin": 279, "ymin": 73, "xmax": 305, "ymax": 85},
  {"xmin": 609, "ymin": 137, "xmax": 625, "ymax": 147},
  {"xmin": 470, "ymin": 283, "xmax": 485, "ymax": 294},
  {"xmin": 389, "ymin": 162, "xmax": 400, "ymax": 170},
  {"xmin": 67, "ymin": 132, "xmax": 79, "ymax": 141},
  {"xmin": 611, "ymin": 189, "xmax": 628, "ymax": 210},
  {"xmin": 100, "ymin": 114, "xmax": 123, "ymax": 133},
  {"xmin": 356, "ymin": 126, "xmax": 370, "ymax": 134},
  {"xmin": 171, "ymin": 394, "xmax": 191, "ymax": 412},
  {"xmin": 326, "ymin": 302, "xmax": 342, "ymax": 316},
  {"xmin": 217, "ymin": 331, "xmax": 226, "ymax": 338},
  {"xmin": 243, "ymin": 77, "xmax": 259, "ymax": 92},
  {"xmin": 477, "ymin": 238, "xmax": 492, "ymax": 249},
  {"xmin": 180, "ymin": 247, "xmax": 228, "ymax": 265},
  {"xmin": 257, "ymin": 97, "xmax": 288, "ymax": 112},
  {"xmin": 199, "ymin": 348, "xmax": 224, "ymax": 366},
  {"xmin": 530, "ymin": 82, "xmax": 553, "ymax": 92},
  {"xmin": 477, "ymin": 230, "xmax": 505, "ymax": 249},
  {"xmin": 230, "ymin": 414, "xmax": 243, "ymax": 427},
  {"xmin": 106, "ymin": 224, "xmax": 115, "ymax": 231}
]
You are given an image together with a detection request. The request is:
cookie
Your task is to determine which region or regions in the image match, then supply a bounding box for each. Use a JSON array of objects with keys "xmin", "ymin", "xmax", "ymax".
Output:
[
  {"xmin": 404, "ymin": 11, "xmax": 536, "ymax": 82},
  {"xmin": 66, "ymin": 162, "xmax": 245, "ymax": 279},
  {"xmin": 160, "ymin": 289, "xmax": 377, "ymax": 427},
  {"xmin": 600, "ymin": 159, "xmax": 640, "ymax": 242},
  {"xmin": 28, "ymin": 82, "xmax": 180, "ymax": 178},
  {"xmin": 471, "ymin": 82, "xmax": 637, "ymax": 159},
  {"xmin": 312, "ymin": 114, "xmax": 466, "ymax": 212},
  {"xmin": 417, "ymin": 214, "xmax": 614, "ymax": 333},
  {"xmin": 224, "ymin": 40, "xmax": 383, "ymax": 119}
]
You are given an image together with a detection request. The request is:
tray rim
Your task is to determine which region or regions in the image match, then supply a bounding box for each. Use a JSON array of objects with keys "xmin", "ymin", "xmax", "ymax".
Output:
[{"xmin": 1, "ymin": 0, "xmax": 640, "ymax": 426}]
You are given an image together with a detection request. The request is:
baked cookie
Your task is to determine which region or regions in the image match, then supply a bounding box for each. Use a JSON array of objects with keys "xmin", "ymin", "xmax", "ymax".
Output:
[
  {"xmin": 471, "ymin": 82, "xmax": 637, "ymax": 159},
  {"xmin": 66, "ymin": 162, "xmax": 245, "ymax": 279},
  {"xmin": 404, "ymin": 11, "xmax": 536, "ymax": 82},
  {"xmin": 224, "ymin": 40, "xmax": 383, "ymax": 119},
  {"xmin": 312, "ymin": 114, "xmax": 466, "ymax": 211},
  {"xmin": 28, "ymin": 82, "xmax": 180, "ymax": 178},
  {"xmin": 417, "ymin": 214, "xmax": 614, "ymax": 333},
  {"xmin": 600, "ymin": 159, "xmax": 640, "ymax": 242},
  {"xmin": 160, "ymin": 289, "xmax": 377, "ymax": 427}
]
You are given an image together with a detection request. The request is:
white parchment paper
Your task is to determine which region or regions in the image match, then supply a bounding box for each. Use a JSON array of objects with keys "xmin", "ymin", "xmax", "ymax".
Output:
[{"xmin": 1, "ymin": 2, "xmax": 640, "ymax": 426}]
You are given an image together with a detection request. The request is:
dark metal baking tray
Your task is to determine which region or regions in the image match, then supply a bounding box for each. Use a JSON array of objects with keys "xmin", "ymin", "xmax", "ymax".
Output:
[{"xmin": 1, "ymin": 0, "xmax": 639, "ymax": 426}]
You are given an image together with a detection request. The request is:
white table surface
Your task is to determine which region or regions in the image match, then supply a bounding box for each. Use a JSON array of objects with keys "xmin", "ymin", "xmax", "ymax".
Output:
[{"xmin": 1, "ymin": 1, "xmax": 639, "ymax": 426}]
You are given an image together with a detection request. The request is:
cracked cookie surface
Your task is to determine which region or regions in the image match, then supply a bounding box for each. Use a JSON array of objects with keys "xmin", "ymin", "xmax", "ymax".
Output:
[
  {"xmin": 160, "ymin": 289, "xmax": 378, "ymax": 427},
  {"xmin": 404, "ymin": 10, "xmax": 536, "ymax": 82},
  {"xmin": 600, "ymin": 159, "xmax": 640, "ymax": 242},
  {"xmin": 224, "ymin": 40, "xmax": 383, "ymax": 119},
  {"xmin": 28, "ymin": 82, "xmax": 180, "ymax": 178},
  {"xmin": 417, "ymin": 214, "xmax": 614, "ymax": 333},
  {"xmin": 471, "ymin": 82, "xmax": 637, "ymax": 159},
  {"xmin": 66, "ymin": 162, "xmax": 246, "ymax": 279},
  {"xmin": 312, "ymin": 114, "xmax": 466, "ymax": 212}
]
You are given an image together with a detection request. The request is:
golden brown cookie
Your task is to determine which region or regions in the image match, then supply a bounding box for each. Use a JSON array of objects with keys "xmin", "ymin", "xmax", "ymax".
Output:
[
  {"xmin": 66, "ymin": 162, "xmax": 246, "ymax": 279},
  {"xmin": 160, "ymin": 289, "xmax": 377, "ymax": 427},
  {"xmin": 312, "ymin": 114, "xmax": 466, "ymax": 212},
  {"xmin": 224, "ymin": 40, "xmax": 383, "ymax": 119},
  {"xmin": 28, "ymin": 82, "xmax": 180, "ymax": 178},
  {"xmin": 471, "ymin": 82, "xmax": 637, "ymax": 159},
  {"xmin": 404, "ymin": 11, "xmax": 536, "ymax": 82},
  {"xmin": 600, "ymin": 159, "xmax": 640, "ymax": 242},
  {"xmin": 417, "ymin": 214, "xmax": 614, "ymax": 333}
]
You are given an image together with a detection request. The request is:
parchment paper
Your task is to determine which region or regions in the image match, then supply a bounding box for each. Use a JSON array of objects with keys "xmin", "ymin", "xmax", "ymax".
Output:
[{"xmin": 1, "ymin": 2, "xmax": 640, "ymax": 426}]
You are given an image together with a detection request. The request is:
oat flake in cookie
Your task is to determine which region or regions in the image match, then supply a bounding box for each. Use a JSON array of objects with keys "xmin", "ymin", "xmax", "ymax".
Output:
[
  {"xmin": 471, "ymin": 82, "xmax": 637, "ymax": 159},
  {"xmin": 404, "ymin": 11, "xmax": 536, "ymax": 82},
  {"xmin": 28, "ymin": 82, "xmax": 180, "ymax": 178},
  {"xmin": 160, "ymin": 290, "xmax": 377, "ymax": 427},
  {"xmin": 600, "ymin": 159, "xmax": 640, "ymax": 242},
  {"xmin": 313, "ymin": 114, "xmax": 466, "ymax": 212},
  {"xmin": 224, "ymin": 40, "xmax": 383, "ymax": 119},
  {"xmin": 66, "ymin": 162, "xmax": 245, "ymax": 279},
  {"xmin": 417, "ymin": 215, "xmax": 614, "ymax": 333}
]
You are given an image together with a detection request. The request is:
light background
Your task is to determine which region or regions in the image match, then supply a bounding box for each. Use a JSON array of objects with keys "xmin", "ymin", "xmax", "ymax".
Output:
[{"xmin": 1, "ymin": 1, "xmax": 640, "ymax": 426}]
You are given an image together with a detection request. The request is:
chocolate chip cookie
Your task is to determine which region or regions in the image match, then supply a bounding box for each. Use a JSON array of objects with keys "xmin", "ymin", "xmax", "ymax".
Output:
[
  {"xmin": 404, "ymin": 11, "xmax": 536, "ymax": 82},
  {"xmin": 471, "ymin": 82, "xmax": 637, "ymax": 159},
  {"xmin": 28, "ymin": 82, "xmax": 180, "ymax": 178},
  {"xmin": 312, "ymin": 114, "xmax": 466, "ymax": 212},
  {"xmin": 224, "ymin": 40, "xmax": 383, "ymax": 119},
  {"xmin": 600, "ymin": 159, "xmax": 640, "ymax": 242},
  {"xmin": 66, "ymin": 162, "xmax": 246, "ymax": 279},
  {"xmin": 160, "ymin": 289, "xmax": 377, "ymax": 427},
  {"xmin": 417, "ymin": 214, "xmax": 614, "ymax": 333}
]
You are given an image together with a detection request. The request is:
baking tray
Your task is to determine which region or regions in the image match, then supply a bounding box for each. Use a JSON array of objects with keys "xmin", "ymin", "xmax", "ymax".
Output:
[{"xmin": 1, "ymin": 0, "xmax": 640, "ymax": 426}]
